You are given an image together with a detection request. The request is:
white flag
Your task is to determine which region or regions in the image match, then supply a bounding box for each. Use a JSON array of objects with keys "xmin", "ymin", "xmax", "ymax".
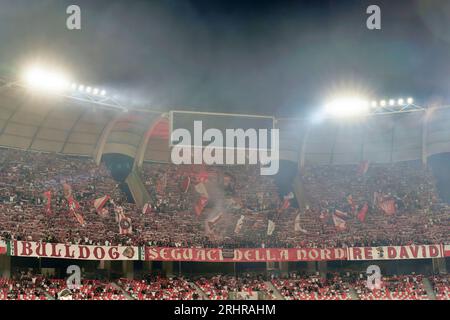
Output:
[
  {"xmin": 234, "ymin": 215, "xmax": 245, "ymax": 234},
  {"xmin": 294, "ymin": 213, "xmax": 307, "ymax": 233},
  {"xmin": 267, "ymin": 219, "xmax": 275, "ymax": 236}
]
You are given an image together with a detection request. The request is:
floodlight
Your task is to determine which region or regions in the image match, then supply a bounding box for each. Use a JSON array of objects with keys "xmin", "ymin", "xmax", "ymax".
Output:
[
  {"xmin": 100, "ymin": 90, "xmax": 106, "ymax": 96},
  {"xmin": 78, "ymin": 85, "xmax": 85, "ymax": 92},
  {"xmin": 324, "ymin": 96, "xmax": 369, "ymax": 118},
  {"xmin": 93, "ymin": 88, "xmax": 99, "ymax": 95},
  {"xmin": 86, "ymin": 86, "xmax": 92, "ymax": 93},
  {"xmin": 23, "ymin": 66, "xmax": 70, "ymax": 93},
  {"xmin": 380, "ymin": 100, "xmax": 386, "ymax": 107},
  {"xmin": 371, "ymin": 101, "xmax": 377, "ymax": 108},
  {"xmin": 407, "ymin": 97, "xmax": 414, "ymax": 104},
  {"xmin": 389, "ymin": 99, "xmax": 395, "ymax": 106},
  {"xmin": 398, "ymin": 98, "xmax": 404, "ymax": 105}
]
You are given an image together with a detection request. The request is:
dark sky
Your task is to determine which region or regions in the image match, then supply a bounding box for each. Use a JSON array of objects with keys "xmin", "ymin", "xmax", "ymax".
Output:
[{"xmin": 0, "ymin": 0, "xmax": 449, "ymax": 116}]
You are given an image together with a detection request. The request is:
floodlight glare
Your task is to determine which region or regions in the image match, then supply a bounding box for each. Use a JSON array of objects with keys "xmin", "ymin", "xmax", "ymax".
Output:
[
  {"xmin": 71, "ymin": 83, "xmax": 77, "ymax": 90},
  {"xmin": 23, "ymin": 66, "xmax": 70, "ymax": 93},
  {"xmin": 371, "ymin": 101, "xmax": 377, "ymax": 108},
  {"xmin": 389, "ymin": 99, "xmax": 395, "ymax": 106},
  {"xmin": 407, "ymin": 97, "xmax": 414, "ymax": 104},
  {"xmin": 398, "ymin": 98, "xmax": 404, "ymax": 105},
  {"xmin": 93, "ymin": 88, "xmax": 99, "ymax": 95},
  {"xmin": 86, "ymin": 86, "xmax": 92, "ymax": 93},
  {"xmin": 78, "ymin": 85, "xmax": 85, "ymax": 92},
  {"xmin": 100, "ymin": 90, "xmax": 106, "ymax": 96},
  {"xmin": 380, "ymin": 100, "xmax": 386, "ymax": 106},
  {"xmin": 324, "ymin": 96, "xmax": 369, "ymax": 118}
]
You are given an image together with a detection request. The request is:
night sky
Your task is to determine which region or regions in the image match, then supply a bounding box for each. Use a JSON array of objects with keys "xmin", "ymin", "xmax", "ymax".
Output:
[{"xmin": 0, "ymin": 0, "xmax": 449, "ymax": 116}]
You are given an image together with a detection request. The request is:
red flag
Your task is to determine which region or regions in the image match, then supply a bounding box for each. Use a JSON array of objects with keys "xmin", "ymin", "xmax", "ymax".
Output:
[
  {"xmin": 68, "ymin": 196, "xmax": 84, "ymax": 226},
  {"xmin": 357, "ymin": 203, "xmax": 368, "ymax": 222},
  {"xmin": 194, "ymin": 196, "xmax": 208, "ymax": 216},
  {"xmin": 280, "ymin": 192, "xmax": 294, "ymax": 211},
  {"xmin": 43, "ymin": 191, "xmax": 52, "ymax": 215},
  {"xmin": 347, "ymin": 195, "xmax": 356, "ymax": 214},
  {"xmin": 72, "ymin": 211, "xmax": 85, "ymax": 226},
  {"xmin": 197, "ymin": 171, "xmax": 209, "ymax": 183},
  {"xmin": 280, "ymin": 199, "xmax": 290, "ymax": 210},
  {"xmin": 93, "ymin": 195, "xmax": 110, "ymax": 216}
]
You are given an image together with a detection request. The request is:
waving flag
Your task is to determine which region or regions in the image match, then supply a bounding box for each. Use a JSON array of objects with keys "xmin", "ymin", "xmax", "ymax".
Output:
[
  {"xmin": 357, "ymin": 203, "xmax": 369, "ymax": 222},
  {"xmin": 234, "ymin": 215, "xmax": 245, "ymax": 234},
  {"xmin": 357, "ymin": 160, "xmax": 369, "ymax": 175},
  {"xmin": 347, "ymin": 194, "xmax": 356, "ymax": 214},
  {"xmin": 294, "ymin": 213, "xmax": 308, "ymax": 233},
  {"xmin": 43, "ymin": 190, "xmax": 52, "ymax": 215},
  {"xmin": 332, "ymin": 214, "xmax": 346, "ymax": 231},
  {"xmin": 142, "ymin": 202, "xmax": 152, "ymax": 215},
  {"xmin": 334, "ymin": 209, "xmax": 349, "ymax": 219},
  {"xmin": 280, "ymin": 192, "xmax": 294, "ymax": 211},
  {"xmin": 267, "ymin": 219, "xmax": 276, "ymax": 236},
  {"xmin": 68, "ymin": 197, "xmax": 85, "ymax": 226},
  {"xmin": 208, "ymin": 212, "xmax": 223, "ymax": 228},
  {"xmin": 193, "ymin": 181, "xmax": 209, "ymax": 216},
  {"xmin": 118, "ymin": 213, "xmax": 132, "ymax": 235},
  {"xmin": 93, "ymin": 195, "xmax": 110, "ymax": 217},
  {"xmin": 319, "ymin": 210, "xmax": 329, "ymax": 223},
  {"xmin": 180, "ymin": 176, "xmax": 191, "ymax": 193},
  {"xmin": 194, "ymin": 196, "xmax": 208, "ymax": 216},
  {"xmin": 114, "ymin": 204, "xmax": 124, "ymax": 222}
]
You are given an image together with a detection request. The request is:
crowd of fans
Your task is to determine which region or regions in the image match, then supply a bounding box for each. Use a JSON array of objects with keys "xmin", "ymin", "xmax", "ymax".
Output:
[
  {"xmin": 1, "ymin": 271, "xmax": 448, "ymax": 300},
  {"xmin": 353, "ymin": 274, "xmax": 428, "ymax": 300},
  {"xmin": 0, "ymin": 148, "xmax": 449, "ymax": 249},
  {"xmin": 194, "ymin": 274, "xmax": 276, "ymax": 300},
  {"xmin": 272, "ymin": 272, "xmax": 351, "ymax": 300},
  {"xmin": 118, "ymin": 276, "xmax": 198, "ymax": 300},
  {"xmin": 429, "ymin": 274, "xmax": 450, "ymax": 300}
]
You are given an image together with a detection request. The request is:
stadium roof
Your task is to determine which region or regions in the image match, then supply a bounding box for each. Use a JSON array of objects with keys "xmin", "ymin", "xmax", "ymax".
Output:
[{"xmin": 2, "ymin": 85, "xmax": 450, "ymax": 167}]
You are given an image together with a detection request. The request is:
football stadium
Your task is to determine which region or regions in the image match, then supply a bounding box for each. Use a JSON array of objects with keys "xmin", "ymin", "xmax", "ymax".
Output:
[{"xmin": 0, "ymin": 0, "xmax": 449, "ymax": 306}]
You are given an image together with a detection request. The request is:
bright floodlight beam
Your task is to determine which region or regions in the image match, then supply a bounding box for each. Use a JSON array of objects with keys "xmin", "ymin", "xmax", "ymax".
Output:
[
  {"xmin": 324, "ymin": 96, "xmax": 369, "ymax": 118},
  {"xmin": 23, "ymin": 66, "xmax": 70, "ymax": 93}
]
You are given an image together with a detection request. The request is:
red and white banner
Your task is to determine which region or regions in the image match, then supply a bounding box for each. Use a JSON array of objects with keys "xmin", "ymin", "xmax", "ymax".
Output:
[
  {"xmin": 10, "ymin": 241, "xmax": 139, "ymax": 260},
  {"xmin": 0, "ymin": 241, "xmax": 6, "ymax": 255},
  {"xmin": 347, "ymin": 244, "xmax": 444, "ymax": 260},
  {"xmin": 142, "ymin": 203, "xmax": 152, "ymax": 215},
  {"xmin": 93, "ymin": 195, "xmax": 110, "ymax": 216},
  {"xmin": 119, "ymin": 214, "xmax": 132, "ymax": 235},
  {"xmin": 144, "ymin": 247, "xmax": 348, "ymax": 262},
  {"xmin": 5, "ymin": 241, "xmax": 447, "ymax": 261},
  {"xmin": 444, "ymin": 244, "xmax": 450, "ymax": 257}
]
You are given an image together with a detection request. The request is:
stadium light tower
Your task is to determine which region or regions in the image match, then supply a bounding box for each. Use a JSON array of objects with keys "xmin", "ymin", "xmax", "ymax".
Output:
[
  {"xmin": 23, "ymin": 65, "xmax": 71, "ymax": 93},
  {"xmin": 9, "ymin": 64, "xmax": 128, "ymax": 112},
  {"xmin": 323, "ymin": 96, "xmax": 370, "ymax": 118}
]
